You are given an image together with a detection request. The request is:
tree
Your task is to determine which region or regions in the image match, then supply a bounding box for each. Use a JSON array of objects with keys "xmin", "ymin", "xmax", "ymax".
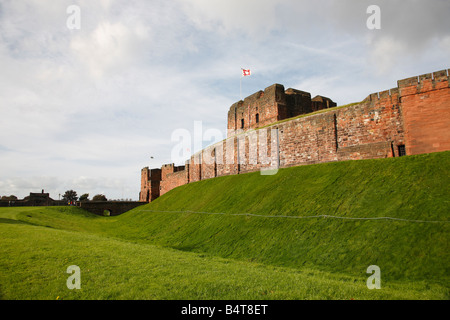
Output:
[
  {"xmin": 92, "ymin": 194, "xmax": 107, "ymax": 201},
  {"xmin": 79, "ymin": 193, "xmax": 89, "ymax": 202},
  {"xmin": 62, "ymin": 190, "xmax": 78, "ymax": 202},
  {"xmin": 1, "ymin": 195, "xmax": 18, "ymax": 201}
]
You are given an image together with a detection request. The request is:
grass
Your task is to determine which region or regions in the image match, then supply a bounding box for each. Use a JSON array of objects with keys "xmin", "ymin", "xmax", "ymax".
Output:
[
  {"xmin": 1, "ymin": 151, "xmax": 449, "ymax": 299},
  {"xmin": 1, "ymin": 213, "xmax": 446, "ymax": 300}
]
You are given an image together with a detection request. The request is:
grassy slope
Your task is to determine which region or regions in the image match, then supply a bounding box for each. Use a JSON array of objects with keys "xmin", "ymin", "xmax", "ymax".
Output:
[
  {"xmin": 4, "ymin": 220, "xmax": 442, "ymax": 300},
  {"xmin": 2, "ymin": 151, "xmax": 449, "ymax": 299},
  {"xmin": 107, "ymin": 152, "xmax": 449, "ymax": 283}
]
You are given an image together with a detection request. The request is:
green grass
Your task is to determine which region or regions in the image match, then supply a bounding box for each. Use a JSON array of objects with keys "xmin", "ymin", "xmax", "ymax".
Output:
[
  {"xmin": 1, "ymin": 213, "xmax": 447, "ymax": 300},
  {"xmin": 1, "ymin": 151, "xmax": 449, "ymax": 299}
]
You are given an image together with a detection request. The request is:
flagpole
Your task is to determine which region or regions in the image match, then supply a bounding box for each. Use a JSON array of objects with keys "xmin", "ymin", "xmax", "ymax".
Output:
[
  {"xmin": 240, "ymin": 68, "xmax": 250, "ymax": 101},
  {"xmin": 240, "ymin": 75, "xmax": 242, "ymax": 100}
]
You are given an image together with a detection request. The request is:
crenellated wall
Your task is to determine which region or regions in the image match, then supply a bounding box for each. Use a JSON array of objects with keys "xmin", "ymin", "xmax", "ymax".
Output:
[
  {"xmin": 139, "ymin": 168, "xmax": 162, "ymax": 202},
  {"xmin": 141, "ymin": 69, "xmax": 450, "ymax": 201},
  {"xmin": 227, "ymin": 84, "xmax": 335, "ymax": 137},
  {"xmin": 397, "ymin": 69, "xmax": 450, "ymax": 156},
  {"xmin": 335, "ymin": 86, "xmax": 405, "ymax": 160},
  {"xmin": 160, "ymin": 164, "xmax": 188, "ymax": 196}
]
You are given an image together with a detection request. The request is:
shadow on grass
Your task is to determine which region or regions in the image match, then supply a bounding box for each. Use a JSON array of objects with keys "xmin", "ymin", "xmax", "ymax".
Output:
[{"xmin": 0, "ymin": 218, "xmax": 35, "ymax": 226}]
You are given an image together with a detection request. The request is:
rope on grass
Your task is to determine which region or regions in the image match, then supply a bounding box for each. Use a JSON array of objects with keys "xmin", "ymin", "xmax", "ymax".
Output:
[{"xmin": 137, "ymin": 210, "xmax": 449, "ymax": 224}]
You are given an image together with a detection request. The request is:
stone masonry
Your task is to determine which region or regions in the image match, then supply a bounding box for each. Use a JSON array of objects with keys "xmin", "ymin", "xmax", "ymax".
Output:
[{"xmin": 139, "ymin": 69, "xmax": 450, "ymax": 202}]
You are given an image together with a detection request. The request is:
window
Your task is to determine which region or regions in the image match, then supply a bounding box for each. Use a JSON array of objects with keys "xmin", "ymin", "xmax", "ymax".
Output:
[
  {"xmin": 255, "ymin": 113, "xmax": 259, "ymax": 123},
  {"xmin": 398, "ymin": 145, "xmax": 406, "ymax": 157},
  {"xmin": 241, "ymin": 119, "xmax": 244, "ymax": 129}
]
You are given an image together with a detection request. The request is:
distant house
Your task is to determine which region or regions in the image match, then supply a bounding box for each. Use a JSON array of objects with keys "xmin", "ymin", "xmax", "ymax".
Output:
[
  {"xmin": 23, "ymin": 191, "xmax": 54, "ymax": 206},
  {"xmin": 0, "ymin": 190, "xmax": 66, "ymax": 207}
]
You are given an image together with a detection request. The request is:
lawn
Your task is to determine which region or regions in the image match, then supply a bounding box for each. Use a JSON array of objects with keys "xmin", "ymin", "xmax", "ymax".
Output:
[
  {"xmin": 1, "ymin": 151, "xmax": 449, "ymax": 299},
  {"xmin": 0, "ymin": 211, "xmax": 446, "ymax": 300}
]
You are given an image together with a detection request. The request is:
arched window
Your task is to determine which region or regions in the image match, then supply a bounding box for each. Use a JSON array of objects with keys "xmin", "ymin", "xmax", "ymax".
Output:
[
  {"xmin": 241, "ymin": 119, "xmax": 244, "ymax": 129},
  {"xmin": 255, "ymin": 113, "xmax": 259, "ymax": 123}
]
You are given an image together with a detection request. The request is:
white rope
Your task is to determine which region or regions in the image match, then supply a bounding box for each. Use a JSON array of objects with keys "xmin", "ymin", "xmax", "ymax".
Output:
[{"xmin": 137, "ymin": 210, "xmax": 449, "ymax": 224}]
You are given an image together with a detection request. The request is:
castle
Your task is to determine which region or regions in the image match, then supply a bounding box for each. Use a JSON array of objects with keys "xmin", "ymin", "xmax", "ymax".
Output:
[{"xmin": 140, "ymin": 69, "xmax": 450, "ymax": 202}]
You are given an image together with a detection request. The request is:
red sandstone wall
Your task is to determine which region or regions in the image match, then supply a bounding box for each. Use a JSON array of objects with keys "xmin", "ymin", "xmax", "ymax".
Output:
[
  {"xmin": 235, "ymin": 128, "xmax": 278, "ymax": 173},
  {"xmin": 216, "ymin": 137, "xmax": 239, "ymax": 177},
  {"xmin": 139, "ymin": 168, "xmax": 150, "ymax": 202},
  {"xmin": 398, "ymin": 69, "xmax": 450, "ymax": 155},
  {"xmin": 201, "ymin": 145, "xmax": 217, "ymax": 180},
  {"xmin": 227, "ymin": 85, "xmax": 334, "ymax": 138},
  {"xmin": 139, "ymin": 167, "xmax": 162, "ymax": 202},
  {"xmin": 227, "ymin": 84, "xmax": 286, "ymax": 137},
  {"xmin": 149, "ymin": 169, "xmax": 162, "ymax": 201},
  {"xmin": 141, "ymin": 69, "xmax": 450, "ymax": 200},
  {"xmin": 158, "ymin": 89, "xmax": 410, "ymax": 196},
  {"xmin": 335, "ymin": 89, "xmax": 405, "ymax": 160},
  {"xmin": 277, "ymin": 112, "xmax": 337, "ymax": 167},
  {"xmin": 160, "ymin": 170, "xmax": 188, "ymax": 196},
  {"xmin": 189, "ymin": 153, "xmax": 202, "ymax": 183}
]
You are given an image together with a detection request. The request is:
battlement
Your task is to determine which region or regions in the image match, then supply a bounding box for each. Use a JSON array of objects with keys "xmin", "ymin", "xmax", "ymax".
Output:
[
  {"xmin": 139, "ymin": 167, "xmax": 162, "ymax": 202},
  {"xmin": 286, "ymin": 88, "xmax": 310, "ymax": 96},
  {"xmin": 227, "ymin": 84, "xmax": 285, "ymax": 113},
  {"xmin": 362, "ymin": 69, "xmax": 450, "ymax": 105},
  {"xmin": 141, "ymin": 68, "xmax": 450, "ymax": 203},
  {"xmin": 365, "ymin": 87, "xmax": 400, "ymax": 103},
  {"xmin": 227, "ymin": 83, "xmax": 335, "ymax": 137},
  {"xmin": 242, "ymin": 90, "xmax": 264, "ymax": 105},
  {"xmin": 397, "ymin": 69, "xmax": 450, "ymax": 89},
  {"xmin": 311, "ymin": 95, "xmax": 337, "ymax": 111},
  {"xmin": 161, "ymin": 163, "xmax": 185, "ymax": 178}
]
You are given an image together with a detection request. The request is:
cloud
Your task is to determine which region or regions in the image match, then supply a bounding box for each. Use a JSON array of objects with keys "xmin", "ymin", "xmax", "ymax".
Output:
[
  {"xmin": 70, "ymin": 21, "xmax": 150, "ymax": 78},
  {"xmin": 0, "ymin": 0, "xmax": 448, "ymax": 200},
  {"xmin": 366, "ymin": 36, "xmax": 406, "ymax": 75},
  {"xmin": 328, "ymin": 0, "xmax": 450, "ymax": 74},
  {"xmin": 189, "ymin": 0, "xmax": 284, "ymax": 36}
]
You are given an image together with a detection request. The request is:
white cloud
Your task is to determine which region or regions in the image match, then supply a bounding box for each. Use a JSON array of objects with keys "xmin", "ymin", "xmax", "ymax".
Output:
[
  {"xmin": 180, "ymin": 0, "xmax": 282, "ymax": 36},
  {"xmin": 70, "ymin": 21, "xmax": 151, "ymax": 78},
  {"xmin": 439, "ymin": 36, "xmax": 450, "ymax": 54},
  {"xmin": 0, "ymin": 0, "xmax": 448, "ymax": 200},
  {"xmin": 366, "ymin": 35, "xmax": 406, "ymax": 75}
]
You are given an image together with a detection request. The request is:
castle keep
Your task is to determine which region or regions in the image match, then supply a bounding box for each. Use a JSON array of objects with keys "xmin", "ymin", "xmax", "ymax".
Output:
[
  {"xmin": 140, "ymin": 69, "xmax": 450, "ymax": 202},
  {"xmin": 227, "ymin": 84, "xmax": 336, "ymax": 137}
]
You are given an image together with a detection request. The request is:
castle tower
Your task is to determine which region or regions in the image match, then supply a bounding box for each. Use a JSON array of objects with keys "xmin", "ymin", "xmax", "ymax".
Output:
[
  {"xmin": 227, "ymin": 84, "xmax": 335, "ymax": 137},
  {"xmin": 139, "ymin": 167, "xmax": 162, "ymax": 202}
]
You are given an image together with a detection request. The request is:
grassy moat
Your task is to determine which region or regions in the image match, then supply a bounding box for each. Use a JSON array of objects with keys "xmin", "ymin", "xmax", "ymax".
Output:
[{"xmin": 1, "ymin": 151, "xmax": 449, "ymax": 299}]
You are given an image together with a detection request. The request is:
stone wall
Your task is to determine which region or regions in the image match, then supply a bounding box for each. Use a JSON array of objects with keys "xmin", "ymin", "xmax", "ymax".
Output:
[
  {"xmin": 398, "ymin": 69, "xmax": 450, "ymax": 155},
  {"xmin": 139, "ymin": 168, "xmax": 162, "ymax": 202},
  {"xmin": 78, "ymin": 201, "xmax": 146, "ymax": 216},
  {"xmin": 140, "ymin": 69, "xmax": 450, "ymax": 201},
  {"xmin": 335, "ymin": 88, "xmax": 405, "ymax": 160},
  {"xmin": 161, "ymin": 169, "xmax": 188, "ymax": 196},
  {"xmin": 160, "ymin": 164, "xmax": 187, "ymax": 196},
  {"xmin": 227, "ymin": 84, "xmax": 335, "ymax": 137}
]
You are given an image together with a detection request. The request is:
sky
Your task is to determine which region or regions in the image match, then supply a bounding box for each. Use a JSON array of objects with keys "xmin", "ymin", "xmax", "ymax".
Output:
[{"xmin": 0, "ymin": 0, "xmax": 449, "ymax": 201}]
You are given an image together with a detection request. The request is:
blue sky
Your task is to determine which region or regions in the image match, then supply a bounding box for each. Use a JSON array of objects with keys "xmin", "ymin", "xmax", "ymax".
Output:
[{"xmin": 0, "ymin": 0, "xmax": 449, "ymax": 200}]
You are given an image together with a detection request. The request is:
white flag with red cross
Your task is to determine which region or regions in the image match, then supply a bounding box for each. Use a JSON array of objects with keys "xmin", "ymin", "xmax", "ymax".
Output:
[{"xmin": 241, "ymin": 68, "xmax": 251, "ymax": 77}]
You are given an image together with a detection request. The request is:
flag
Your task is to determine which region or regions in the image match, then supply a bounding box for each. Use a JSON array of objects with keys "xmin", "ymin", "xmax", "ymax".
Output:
[{"xmin": 241, "ymin": 68, "xmax": 251, "ymax": 77}]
